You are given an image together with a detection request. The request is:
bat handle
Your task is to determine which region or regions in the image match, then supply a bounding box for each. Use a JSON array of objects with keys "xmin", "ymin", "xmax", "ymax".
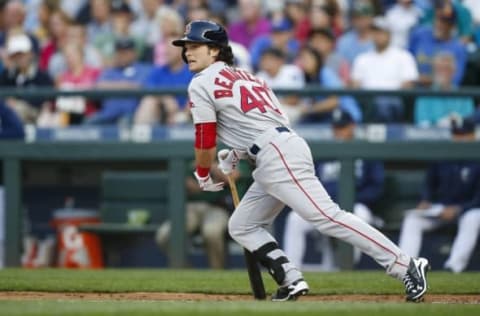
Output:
[{"xmin": 227, "ymin": 175, "xmax": 240, "ymax": 207}]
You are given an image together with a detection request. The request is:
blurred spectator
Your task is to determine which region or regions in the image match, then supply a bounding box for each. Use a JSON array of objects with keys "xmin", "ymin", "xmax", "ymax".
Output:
[
  {"xmin": 48, "ymin": 22, "xmax": 102, "ymax": 80},
  {"xmin": 414, "ymin": 52, "xmax": 475, "ymax": 127},
  {"xmin": 296, "ymin": 46, "xmax": 361, "ymax": 123},
  {"xmin": 0, "ymin": 0, "xmax": 40, "ymax": 53},
  {"xmin": 84, "ymin": 0, "xmax": 113, "ymax": 45},
  {"xmin": 250, "ymin": 18, "xmax": 300, "ymax": 71},
  {"xmin": 256, "ymin": 47, "xmax": 305, "ymax": 124},
  {"xmin": 0, "ymin": 33, "xmax": 53, "ymax": 124},
  {"xmin": 409, "ymin": 1, "xmax": 467, "ymax": 86},
  {"xmin": 385, "ymin": 0, "xmax": 422, "ymax": 48},
  {"xmin": 86, "ymin": 37, "xmax": 151, "ymax": 125},
  {"xmin": 48, "ymin": 42, "xmax": 100, "ymax": 126},
  {"xmin": 134, "ymin": 35, "xmax": 193, "ymax": 125},
  {"xmin": 228, "ymin": 0, "xmax": 271, "ymax": 49},
  {"xmin": 352, "ymin": 17, "xmax": 418, "ymax": 122},
  {"xmin": 39, "ymin": 9, "xmax": 70, "ymax": 71},
  {"xmin": 310, "ymin": 0, "xmax": 345, "ymax": 37},
  {"xmin": 335, "ymin": 0, "xmax": 375, "ymax": 67},
  {"xmin": 210, "ymin": 13, "xmax": 252, "ymax": 71},
  {"xmin": 308, "ymin": 28, "xmax": 350, "ymax": 84},
  {"xmin": 399, "ymin": 117, "xmax": 480, "ymax": 273},
  {"xmin": 33, "ymin": 0, "xmax": 60, "ymax": 47},
  {"xmin": 420, "ymin": 0, "xmax": 474, "ymax": 44},
  {"xmin": 184, "ymin": 1, "xmax": 211, "ymax": 22},
  {"xmin": 284, "ymin": 108, "xmax": 384, "ymax": 270},
  {"xmin": 61, "ymin": 0, "xmax": 88, "ymax": 19},
  {"xmin": 0, "ymin": 100, "xmax": 25, "ymax": 139},
  {"xmin": 284, "ymin": 0, "xmax": 311, "ymax": 44},
  {"xmin": 93, "ymin": 0, "xmax": 146, "ymax": 67},
  {"xmin": 130, "ymin": 0, "xmax": 163, "ymax": 48},
  {"xmin": 153, "ymin": 6, "xmax": 184, "ymax": 66}
]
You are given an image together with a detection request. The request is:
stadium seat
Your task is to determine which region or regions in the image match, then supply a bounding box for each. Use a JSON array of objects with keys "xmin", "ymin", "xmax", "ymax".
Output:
[
  {"xmin": 373, "ymin": 169, "xmax": 426, "ymax": 231},
  {"xmin": 80, "ymin": 171, "xmax": 170, "ymax": 266}
]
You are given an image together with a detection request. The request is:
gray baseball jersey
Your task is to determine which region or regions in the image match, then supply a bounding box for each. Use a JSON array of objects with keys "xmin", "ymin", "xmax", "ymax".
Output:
[
  {"xmin": 188, "ymin": 61, "xmax": 411, "ymax": 285},
  {"xmin": 189, "ymin": 62, "xmax": 289, "ymax": 150}
]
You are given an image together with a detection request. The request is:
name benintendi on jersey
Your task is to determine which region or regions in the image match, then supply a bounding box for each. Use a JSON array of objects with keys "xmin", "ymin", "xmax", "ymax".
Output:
[{"xmin": 189, "ymin": 62, "xmax": 289, "ymax": 150}]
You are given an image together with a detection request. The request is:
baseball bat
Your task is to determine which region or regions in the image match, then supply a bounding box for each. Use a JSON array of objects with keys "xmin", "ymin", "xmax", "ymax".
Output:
[{"xmin": 227, "ymin": 175, "xmax": 267, "ymax": 300}]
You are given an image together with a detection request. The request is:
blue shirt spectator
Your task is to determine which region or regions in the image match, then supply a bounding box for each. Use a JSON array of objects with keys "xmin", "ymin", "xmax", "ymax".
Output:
[
  {"xmin": 409, "ymin": 5, "xmax": 468, "ymax": 86},
  {"xmin": 143, "ymin": 64, "xmax": 193, "ymax": 110},
  {"xmin": 0, "ymin": 102, "xmax": 24, "ymax": 139},
  {"xmin": 297, "ymin": 46, "xmax": 362, "ymax": 123},
  {"xmin": 335, "ymin": 1, "xmax": 375, "ymax": 66},
  {"xmin": 336, "ymin": 31, "xmax": 375, "ymax": 67},
  {"xmin": 320, "ymin": 67, "xmax": 362, "ymax": 122},
  {"xmin": 91, "ymin": 63, "xmax": 151, "ymax": 124},
  {"xmin": 86, "ymin": 38, "xmax": 152, "ymax": 125},
  {"xmin": 249, "ymin": 18, "xmax": 300, "ymax": 71},
  {"xmin": 419, "ymin": 0, "xmax": 474, "ymax": 42}
]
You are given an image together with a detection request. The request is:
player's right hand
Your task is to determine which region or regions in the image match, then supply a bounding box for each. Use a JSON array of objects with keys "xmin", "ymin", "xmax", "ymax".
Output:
[
  {"xmin": 193, "ymin": 171, "xmax": 224, "ymax": 192},
  {"xmin": 217, "ymin": 149, "xmax": 239, "ymax": 175}
]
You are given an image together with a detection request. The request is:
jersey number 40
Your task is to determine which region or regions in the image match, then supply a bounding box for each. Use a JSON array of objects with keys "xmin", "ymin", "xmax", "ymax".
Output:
[{"xmin": 240, "ymin": 85, "xmax": 282, "ymax": 115}]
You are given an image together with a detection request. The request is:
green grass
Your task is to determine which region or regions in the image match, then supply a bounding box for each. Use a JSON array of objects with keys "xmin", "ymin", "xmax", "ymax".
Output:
[
  {"xmin": 0, "ymin": 269, "xmax": 479, "ymax": 316},
  {"xmin": 0, "ymin": 269, "xmax": 479, "ymax": 294},
  {"xmin": 0, "ymin": 301, "xmax": 479, "ymax": 316}
]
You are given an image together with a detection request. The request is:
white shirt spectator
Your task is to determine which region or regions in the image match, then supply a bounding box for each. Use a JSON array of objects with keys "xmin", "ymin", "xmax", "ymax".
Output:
[
  {"xmin": 256, "ymin": 64, "xmax": 305, "ymax": 89},
  {"xmin": 257, "ymin": 64, "xmax": 305, "ymax": 123},
  {"xmin": 386, "ymin": 2, "xmax": 422, "ymax": 48},
  {"xmin": 352, "ymin": 46, "xmax": 419, "ymax": 89},
  {"xmin": 230, "ymin": 41, "xmax": 252, "ymax": 72}
]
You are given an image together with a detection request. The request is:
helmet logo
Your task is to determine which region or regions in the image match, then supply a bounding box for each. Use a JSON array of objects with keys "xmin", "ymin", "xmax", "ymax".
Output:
[{"xmin": 185, "ymin": 23, "xmax": 192, "ymax": 35}]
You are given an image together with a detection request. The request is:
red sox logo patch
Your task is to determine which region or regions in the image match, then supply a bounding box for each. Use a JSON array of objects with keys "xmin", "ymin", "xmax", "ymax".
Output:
[{"xmin": 185, "ymin": 23, "xmax": 192, "ymax": 35}]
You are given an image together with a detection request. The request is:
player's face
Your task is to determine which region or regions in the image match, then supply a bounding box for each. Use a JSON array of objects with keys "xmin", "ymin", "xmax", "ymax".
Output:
[{"xmin": 183, "ymin": 43, "xmax": 219, "ymax": 73}]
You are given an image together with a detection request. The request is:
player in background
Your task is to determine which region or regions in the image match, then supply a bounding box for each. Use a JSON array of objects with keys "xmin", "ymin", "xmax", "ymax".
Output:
[
  {"xmin": 173, "ymin": 20, "xmax": 429, "ymax": 302},
  {"xmin": 399, "ymin": 117, "xmax": 480, "ymax": 273}
]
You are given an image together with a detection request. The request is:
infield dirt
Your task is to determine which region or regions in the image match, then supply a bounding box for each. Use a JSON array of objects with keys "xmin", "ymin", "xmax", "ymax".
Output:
[{"xmin": 0, "ymin": 292, "xmax": 478, "ymax": 304}]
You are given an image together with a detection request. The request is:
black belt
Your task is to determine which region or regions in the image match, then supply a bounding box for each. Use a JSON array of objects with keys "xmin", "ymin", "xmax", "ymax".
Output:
[{"xmin": 249, "ymin": 127, "xmax": 290, "ymax": 155}]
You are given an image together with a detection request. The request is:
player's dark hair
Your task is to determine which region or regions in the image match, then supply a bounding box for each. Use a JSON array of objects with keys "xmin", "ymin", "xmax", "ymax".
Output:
[{"xmin": 211, "ymin": 44, "xmax": 235, "ymax": 66}]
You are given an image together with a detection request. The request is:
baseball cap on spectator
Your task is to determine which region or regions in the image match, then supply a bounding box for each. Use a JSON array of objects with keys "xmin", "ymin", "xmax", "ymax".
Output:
[
  {"xmin": 332, "ymin": 108, "xmax": 354, "ymax": 128},
  {"xmin": 371, "ymin": 17, "xmax": 391, "ymax": 32},
  {"xmin": 351, "ymin": 1, "xmax": 374, "ymax": 16},
  {"xmin": 271, "ymin": 18, "xmax": 293, "ymax": 33},
  {"xmin": 111, "ymin": 0, "xmax": 132, "ymax": 14},
  {"xmin": 6, "ymin": 34, "xmax": 32, "ymax": 55},
  {"xmin": 451, "ymin": 117, "xmax": 475, "ymax": 135},
  {"xmin": 115, "ymin": 37, "xmax": 135, "ymax": 50}
]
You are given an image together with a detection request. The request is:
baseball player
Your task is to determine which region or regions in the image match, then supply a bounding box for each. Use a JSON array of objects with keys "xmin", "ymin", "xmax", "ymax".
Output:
[
  {"xmin": 399, "ymin": 117, "xmax": 480, "ymax": 273},
  {"xmin": 173, "ymin": 20, "xmax": 429, "ymax": 302}
]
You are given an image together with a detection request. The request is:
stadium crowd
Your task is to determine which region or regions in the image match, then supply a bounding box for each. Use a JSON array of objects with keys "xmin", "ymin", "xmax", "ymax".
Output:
[{"xmin": 0, "ymin": 0, "xmax": 479, "ymax": 129}]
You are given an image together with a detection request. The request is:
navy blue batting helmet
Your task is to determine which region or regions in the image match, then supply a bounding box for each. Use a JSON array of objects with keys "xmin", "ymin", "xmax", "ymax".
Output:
[{"xmin": 172, "ymin": 20, "xmax": 229, "ymax": 47}]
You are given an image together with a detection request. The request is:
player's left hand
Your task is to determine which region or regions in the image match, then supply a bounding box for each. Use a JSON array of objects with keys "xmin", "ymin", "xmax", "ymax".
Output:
[
  {"xmin": 193, "ymin": 171, "xmax": 224, "ymax": 192},
  {"xmin": 217, "ymin": 149, "xmax": 240, "ymax": 175}
]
